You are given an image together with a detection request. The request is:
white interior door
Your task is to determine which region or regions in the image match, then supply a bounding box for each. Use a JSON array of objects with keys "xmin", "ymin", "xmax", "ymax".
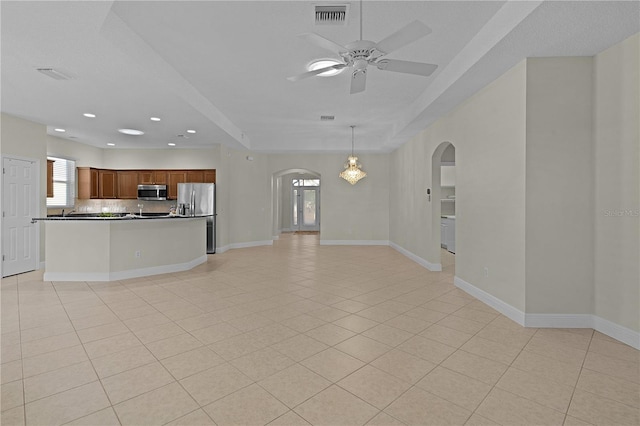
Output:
[{"xmin": 2, "ymin": 157, "xmax": 38, "ymax": 277}]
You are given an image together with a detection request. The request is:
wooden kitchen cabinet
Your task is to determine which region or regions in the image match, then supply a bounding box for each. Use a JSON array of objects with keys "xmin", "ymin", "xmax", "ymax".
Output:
[
  {"xmin": 186, "ymin": 170, "xmax": 204, "ymax": 183},
  {"xmin": 117, "ymin": 171, "xmax": 138, "ymax": 199},
  {"xmin": 203, "ymin": 170, "xmax": 216, "ymax": 183},
  {"xmin": 78, "ymin": 168, "xmax": 215, "ymax": 200},
  {"xmin": 99, "ymin": 170, "xmax": 118, "ymax": 199},
  {"xmin": 77, "ymin": 167, "xmax": 100, "ymax": 199},
  {"xmin": 167, "ymin": 171, "xmax": 187, "ymax": 200},
  {"xmin": 47, "ymin": 160, "xmax": 54, "ymax": 198},
  {"xmin": 138, "ymin": 170, "xmax": 167, "ymax": 185}
]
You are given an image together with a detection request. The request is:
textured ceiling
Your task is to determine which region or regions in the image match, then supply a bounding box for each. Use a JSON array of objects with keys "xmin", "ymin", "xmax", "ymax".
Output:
[{"xmin": 1, "ymin": 1, "xmax": 638, "ymax": 153}]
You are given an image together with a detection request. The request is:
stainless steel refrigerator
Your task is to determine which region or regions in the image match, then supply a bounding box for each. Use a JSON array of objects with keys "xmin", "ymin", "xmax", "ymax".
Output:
[{"xmin": 177, "ymin": 183, "xmax": 216, "ymax": 254}]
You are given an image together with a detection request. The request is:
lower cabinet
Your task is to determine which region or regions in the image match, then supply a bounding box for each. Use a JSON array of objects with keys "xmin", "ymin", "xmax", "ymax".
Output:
[{"xmin": 441, "ymin": 218, "xmax": 456, "ymax": 254}]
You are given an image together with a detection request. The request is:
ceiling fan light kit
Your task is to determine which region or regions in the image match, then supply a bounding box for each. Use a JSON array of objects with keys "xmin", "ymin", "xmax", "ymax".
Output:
[
  {"xmin": 288, "ymin": 0, "xmax": 438, "ymax": 94},
  {"xmin": 340, "ymin": 125, "xmax": 367, "ymax": 185}
]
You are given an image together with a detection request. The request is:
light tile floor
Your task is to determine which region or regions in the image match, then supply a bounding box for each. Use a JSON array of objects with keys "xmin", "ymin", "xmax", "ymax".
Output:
[{"xmin": 1, "ymin": 234, "xmax": 639, "ymax": 425}]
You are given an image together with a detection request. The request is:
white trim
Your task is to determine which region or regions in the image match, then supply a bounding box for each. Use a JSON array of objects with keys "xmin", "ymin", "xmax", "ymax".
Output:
[
  {"xmin": 454, "ymin": 276, "xmax": 525, "ymax": 325},
  {"xmin": 389, "ymin": 242, "xmax": 442, "ymax": 272},
  {"xmin": 592, "ymin": 316, "xmax": 640, "ymax": 350},
  {"xmin": 225, "ymin": 240, "xmax": 274, "ymax": 250},
  {"xmin": 216, "ymin": 245, "xmax": 230, "ymax": 254},
  {"xmin": 454, "ymin": 276, "xmax": 640, "ymax": 350},
  {"xmin": 320, "ymin": 240, "xmax": 389, "ymax": 246},
  {"xmin": 43, "ymin": 254, "xmax": 207, "ymax": 282},
  {"xmin": 524, "ymin": 313, "xmax": 592, "ymax": 328},
  {"xmin": 39, "ymin": 261, "xmax": 46, "ymax": 270},
  {"xmin": 272, "ymin": 235, "xmax": 279, "ymax": 240}
]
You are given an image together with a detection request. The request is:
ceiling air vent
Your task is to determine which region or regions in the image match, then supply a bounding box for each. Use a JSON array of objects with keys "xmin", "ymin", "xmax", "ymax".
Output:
[
  {"xmin": 315, "ymin": 5, "xmax": 348, "ymax": 25},
  {"xmin": 320, "ymin": 115, "xmax": 335, "ymax": 121},
  {"xmin": 36, "ymin": 68, "xmax": 72, "ymax": 80}
]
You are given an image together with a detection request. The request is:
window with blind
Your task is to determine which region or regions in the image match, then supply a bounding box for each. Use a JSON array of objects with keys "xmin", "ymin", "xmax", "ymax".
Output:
[{"xmin": 47, "ymin": 157, "xmax": 76, "ymax": 207}]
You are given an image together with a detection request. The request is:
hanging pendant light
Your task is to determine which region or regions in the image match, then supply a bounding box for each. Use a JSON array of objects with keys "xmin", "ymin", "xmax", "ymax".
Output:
[{"xmin": 339, "ymin": 125, "xmax": 367, "ymax": 185}]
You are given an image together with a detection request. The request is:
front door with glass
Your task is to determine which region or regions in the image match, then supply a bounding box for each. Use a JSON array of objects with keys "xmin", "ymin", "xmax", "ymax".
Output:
[{"xmin": 292, "ymin": 179, "xmax": 320, "ymax": 231}]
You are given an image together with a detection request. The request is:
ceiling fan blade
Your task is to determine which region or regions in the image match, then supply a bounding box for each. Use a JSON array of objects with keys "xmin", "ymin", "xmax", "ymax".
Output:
[
  {"xmin": 376, "ymin": 59, "xmax": 438, "ymax": 76},
  {"xmin": 350, "ymin": 70, "xmax": 367, "ymax": 94},
  {"xmin": 298, "ymin": 33, "xmax": 348, "ymax": 54},
  {"xmin": 287, "ymin": 64, "xmax": 346, "ymax": 82},
  {"xmin": 375, "ymin": 20, "xmax": 432, "ymax": 54}
]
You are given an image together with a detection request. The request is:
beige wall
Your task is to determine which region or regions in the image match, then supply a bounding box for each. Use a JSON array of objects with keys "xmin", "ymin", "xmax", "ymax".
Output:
[
  {"xmin": 1, "ymin": 113, "xmax": 48, "ymax": 262},
  {"xmin": 224, "ymin": 149, "xmax": 272, "ymax": 245},
  {"xmin": 593, "ymin": 33, "xmax": 640, "ymax": 332},
  {"xmin": 524, "ymin": 57, "xmax": 594, "ymax": 314},
  {"xmin": 102, "ymin": 147, "xmax": 221, "ymax": 170},
  {"xmin": 46, "ymin": 135, "xmax": 104, "ymax": 167},
  {"xmin": 390, "ymin": 60, "xmax": 528, "ymax": 310}
]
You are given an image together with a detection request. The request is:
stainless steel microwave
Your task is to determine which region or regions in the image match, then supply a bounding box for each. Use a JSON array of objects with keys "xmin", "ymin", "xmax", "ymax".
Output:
[{"xmin": 137, "ymin": 185, "xmax": 167, "ymax": 200}]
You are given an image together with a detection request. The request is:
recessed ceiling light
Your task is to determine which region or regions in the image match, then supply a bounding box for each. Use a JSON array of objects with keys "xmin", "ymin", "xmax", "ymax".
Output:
[
  {"xmin": 308, "ymin": 59, "xmax": 344, "ymax": 77},
  {"xmin": 168, "ymin": 143, "xmax": 176, "ymax": 146},
  {"xmin": 107, "ymin": 143, "xmax": 115, "ymax": 146},
  {"xmin": 83, "ymin": 113, "xmax": 96, "ymax": 118},
  {"xmin": 186, "ymin": 129, "xmax": 196, "ymax": 134},
  {"xmin": 54, "ymin": 128, "xmax": 66, "ymax": 132},
  {"xmin": 150, "ymin": 117, "xmax": 161, "ymax": 122},
  {"xmin": 118, "ymin": 128, "xmax": 144, "ymax": 136}
]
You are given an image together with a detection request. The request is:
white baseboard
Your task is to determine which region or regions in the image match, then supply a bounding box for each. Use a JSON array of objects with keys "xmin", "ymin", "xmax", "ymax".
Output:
[
  {"xmin": 43, "ymin": 255, "xmax": 207, "ymax": 282},
  {"xmin": 320, "ymin": 240, "xmax": 390, "ymax": 246},
  {"xmin": 217, "ymin": 240, "xmax": 274, "ymax": 253},
  {"xmin": 524, "ymin": 313, "xmax": 592, "ymax": 328},
  {"xmin": 272, "ymin": 235, "xmax": 279, "ymax": 240},
  {"xmin": 454, "ymin": 276, "xmax": 640, "ymax": 350},
  {"xmin": 592, "ymin": 316, "xmax": 640, "ymax": 350},
  {"xmin": 389, "ymin": 242, "xmax": 442, "ymax": 272},
  {"xmin": 454, "ymin": 276, "xmax": 525, "ymax": 325}
]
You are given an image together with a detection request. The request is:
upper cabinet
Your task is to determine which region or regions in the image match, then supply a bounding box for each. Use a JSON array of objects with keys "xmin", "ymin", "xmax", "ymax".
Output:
[
  {"xmin": 203, "ymin": 170, "xmax": 216, "ymax": 183},
  {"xmin": 138, "ymin": 170, "xmax": 167, "ymax": 185},
  {"xmin": 186, "ymin": 170, "xmax": 204, "ymax": 183},
  {"xmin": 78, "ymin": 168, "xmax": 216, "ymax": 200},
  {"xmin": 77, "ymin": 167, "xmax": 99, "ymax": 199},
  {"xmin": 98, "ymin": 170, "xmax": 118, "ymax": 199},
  {"xmin": 47, "ymin": 160, "xmax": 54, "ymax": 198},
  {"xmin": 117, "ymin": 171, "xmax": 138, "ymax": 199},
  {"xmin": 167, "ymin": 171, "xmax": 188, "ymax": 200}
]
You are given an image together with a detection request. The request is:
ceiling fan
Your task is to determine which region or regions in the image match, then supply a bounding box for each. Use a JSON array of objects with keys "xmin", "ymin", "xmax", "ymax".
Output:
[{"xmin": 287, "ymin": 1, "xmax": 438, "ymax": 94}]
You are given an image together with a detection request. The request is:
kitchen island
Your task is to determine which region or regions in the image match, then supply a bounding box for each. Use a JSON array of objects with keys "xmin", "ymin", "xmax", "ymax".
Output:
[{"xmin": 36, "ymin": 215, "xmax": 208, "ymax": 281}]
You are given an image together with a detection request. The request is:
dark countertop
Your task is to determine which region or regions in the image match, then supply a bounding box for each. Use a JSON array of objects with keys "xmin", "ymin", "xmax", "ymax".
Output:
[{"xmin": 32, "ymin": 213, "xmax": 214, "ymax": 222}]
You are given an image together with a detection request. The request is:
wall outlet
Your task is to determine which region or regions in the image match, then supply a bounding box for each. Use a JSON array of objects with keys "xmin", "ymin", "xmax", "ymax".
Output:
[
  {"xmin": 483, "ymin": 267, "xmax": 489, "ymax": 278},
  {"xmin": 135, "ymin": 250, "xmax": 141, "ymax": 258}
]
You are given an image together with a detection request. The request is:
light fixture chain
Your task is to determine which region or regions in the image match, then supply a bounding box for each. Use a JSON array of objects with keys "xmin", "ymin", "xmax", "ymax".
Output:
[
  {"xmin": 360, "ymin": 0, "xmax": 363, "ymax": 41},
  {"xmin": 351, "ymin": 125, "xmax": 355, "ymax": 156}
]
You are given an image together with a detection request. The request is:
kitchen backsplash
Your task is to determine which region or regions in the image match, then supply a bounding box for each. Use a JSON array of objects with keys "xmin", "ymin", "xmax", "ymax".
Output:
[{"xmin": 48, "ymin": 199, "xmax": 175, "ymax": 215}]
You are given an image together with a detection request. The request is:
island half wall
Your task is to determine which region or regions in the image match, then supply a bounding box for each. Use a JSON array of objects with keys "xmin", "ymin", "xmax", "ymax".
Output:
[{"xmin": 44, "ymin": 217, "xmax": 207, "ymax": 281}]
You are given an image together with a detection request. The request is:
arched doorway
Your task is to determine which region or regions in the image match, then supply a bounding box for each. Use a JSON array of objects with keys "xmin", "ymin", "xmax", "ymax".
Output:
[
  {"xmin": 271, "ymin": 168, "xmax": 321, "ymax": 238},
  {"xmin": 431, "ymin": 142, "xmax": 456, "ymax": 273}
]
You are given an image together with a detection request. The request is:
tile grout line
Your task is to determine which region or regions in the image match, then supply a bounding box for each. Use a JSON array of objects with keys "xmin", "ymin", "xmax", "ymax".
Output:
[
  {"xmin": 563, "ymin": 329, "xmax": 595, "ymax": 425},
  {"xmin": 50, "ymin": 280, "xmax": 123, "ymax": 426}
]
